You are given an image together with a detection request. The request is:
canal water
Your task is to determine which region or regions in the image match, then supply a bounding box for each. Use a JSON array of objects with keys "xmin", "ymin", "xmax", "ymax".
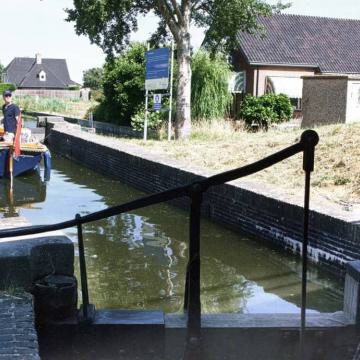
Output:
[{"xmin": 0, "ymin": 154, "xmax": 343, "ymax": 314}]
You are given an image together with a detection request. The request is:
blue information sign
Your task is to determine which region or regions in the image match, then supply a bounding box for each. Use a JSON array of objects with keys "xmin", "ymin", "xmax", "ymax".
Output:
[
  {"xmin": 145, "ymin": 48, "xmax": 170, "ymax": 90},
  {"xmin": 153, "ymin": 94, "xmax": 162, "ymax": 111}
]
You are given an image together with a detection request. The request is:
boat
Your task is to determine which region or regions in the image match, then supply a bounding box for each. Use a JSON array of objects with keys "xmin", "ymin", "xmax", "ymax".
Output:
[{"xmin": 0, "ymin": 140, "xmax": 51, "ymax": 180}]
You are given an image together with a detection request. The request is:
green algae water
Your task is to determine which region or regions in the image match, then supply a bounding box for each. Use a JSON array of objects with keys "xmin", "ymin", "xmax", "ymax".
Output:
[{"xmin": 0, "ymin": 154, "xmax": 343, "ymax": 314}]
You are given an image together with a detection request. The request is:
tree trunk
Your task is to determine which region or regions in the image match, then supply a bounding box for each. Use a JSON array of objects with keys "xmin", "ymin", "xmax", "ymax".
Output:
[{"xmin": 175, "ymin": 6, "xmax": 192, "ymax": 139}]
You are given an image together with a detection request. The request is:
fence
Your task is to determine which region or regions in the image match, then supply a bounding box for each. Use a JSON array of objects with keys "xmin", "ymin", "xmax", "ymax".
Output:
[
  {"xmin": 0, "ymin": 130, "xmax": 319, "ymax": 349},
  {"xmin": 14, "ymin": 89, "xmax": 88, "ymax": 100}
]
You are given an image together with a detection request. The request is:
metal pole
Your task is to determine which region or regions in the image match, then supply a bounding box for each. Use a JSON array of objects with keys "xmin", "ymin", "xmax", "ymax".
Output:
[
  {"xmin": 187, "ymin": 183, "xmax": 202, "ymax": 336},
  {"xmin": 144, "ymin": 43, "xmax": 150, "ymax": 141},
  {"xmin": 76, "ymin": 213, "xmax": 90, "ymax": 320},
  {"xmin": 168, "ymin": 40, "xmax": 175, "ymax": 141},
  {"xmin": 300, "ymin": 169, "xmax": 311, "ymax": 356},
  {"xmin": 299, "ymin": 130, "xmax": 318, "ymax": 359}
]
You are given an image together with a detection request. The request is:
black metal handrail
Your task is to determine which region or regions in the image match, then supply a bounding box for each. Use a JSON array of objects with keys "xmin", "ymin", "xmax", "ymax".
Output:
[{"xmin": 0, "ymin": 129, "xmax": 319, "ymax": 353}]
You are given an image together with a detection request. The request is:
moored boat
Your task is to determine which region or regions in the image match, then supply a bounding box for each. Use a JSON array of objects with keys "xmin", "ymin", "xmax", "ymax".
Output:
[{"xmin": 0, "ymin": 142, "xmax": 51, "ymax": 179}]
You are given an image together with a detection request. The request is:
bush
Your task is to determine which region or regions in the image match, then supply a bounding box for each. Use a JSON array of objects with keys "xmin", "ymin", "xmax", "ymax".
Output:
[
  {"xmin": 239, "ymin": 93, "xmax": 293, "ymax": 129},
  {"xmin": 101, "ymin": 42, "xmax": 147, "ymax": 125},
  {"xmin": 131, "ymin": 106, "xmax": 165, "ymax": 132},
  {"xmin": 68, "ymin": 84, "xmax": 81, "ymax": 91},
  {"xmin": 90, "ymin": 89, "xmax": 104, "ymax": 102},
  {"xmin": 0, "ymin": 83, "xmax": 16, "ymax": 94}
]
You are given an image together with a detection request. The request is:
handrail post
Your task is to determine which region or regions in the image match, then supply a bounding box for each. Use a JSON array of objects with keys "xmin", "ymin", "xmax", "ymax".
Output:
[
  {"xmin": 76, "ymin": 213, "xmax": 90, "ymax": 322},
  {"xmin": 299, "ymin": 130, "xmax": 319, "ymax": 358},
  {"xmin": 186, "ymin": 183, "xmax": 203, "ymax": 337}
]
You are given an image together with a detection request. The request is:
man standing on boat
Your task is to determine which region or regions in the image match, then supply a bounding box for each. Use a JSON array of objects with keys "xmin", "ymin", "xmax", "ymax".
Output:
[{"xmin": 1, "ymin": 90, "xmax": 21, "ymax": 142}]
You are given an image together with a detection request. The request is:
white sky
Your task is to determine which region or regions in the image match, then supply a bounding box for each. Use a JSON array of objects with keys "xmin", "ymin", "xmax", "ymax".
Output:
[{"xmin": 1, "ymin": 0, "xmax": 360, "ymax": 83}]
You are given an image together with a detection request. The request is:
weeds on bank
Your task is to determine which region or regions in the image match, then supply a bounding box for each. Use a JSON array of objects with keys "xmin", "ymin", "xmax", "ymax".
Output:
[
  {"xmin": 14, "ymin": 96, "xmax": 98, "ymax": 119},
  {"xmin": 121, "ymin": 119, "xmax": 360, "ymax": 205}
]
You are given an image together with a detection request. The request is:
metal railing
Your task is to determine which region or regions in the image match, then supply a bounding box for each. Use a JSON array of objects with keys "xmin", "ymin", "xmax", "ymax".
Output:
[{"xmin": 0, "ymin": 130, "xmax": 319, "ymax": 345}]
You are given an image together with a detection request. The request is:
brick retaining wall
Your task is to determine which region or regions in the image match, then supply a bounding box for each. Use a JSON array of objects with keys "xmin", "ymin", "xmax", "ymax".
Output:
[{"xmin": 47, "ymin": 126, "xmax": 360, "ymax": 273}]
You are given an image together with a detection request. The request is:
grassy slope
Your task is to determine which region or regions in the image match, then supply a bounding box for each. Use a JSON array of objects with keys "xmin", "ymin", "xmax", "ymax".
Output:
[
  {"xmin": 15, "ymin": 96, "xmax": 98, "ymax": 119},
  {"xmin": 122, "ymin": 121, "xmax": 360, "ymax": 207}
]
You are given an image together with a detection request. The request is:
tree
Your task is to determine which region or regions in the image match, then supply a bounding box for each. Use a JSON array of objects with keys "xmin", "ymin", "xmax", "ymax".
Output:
[
  {"xmin": 66, "ymin": 0, "xmax": 288, "ymax": 139},
  {"xmin": 95, "ymin": 43, "xmax": 146, "ymax": 125},
  {"xmin": 83, "ymin": 67, "xmax": 104, "ymax": 90},
  {"xmin": 191, "ymin": 51, "xmax": 232, "ymax": 120},
  {"xmin": 0, "ymin": 62, "xmax": 4, "ymax": 79}
]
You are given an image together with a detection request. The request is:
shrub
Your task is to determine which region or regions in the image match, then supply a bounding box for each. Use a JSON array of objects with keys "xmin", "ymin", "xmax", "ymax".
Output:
[
  {"xmin": 101, "ymin": 42, "xmax": 147, "ymax": 125},
  {"xmin": 191, "ymin": 51, "xmax": 232, "ymax": 121},
  {"xmin": 68, "ymin": 84, "xmax": 81, "ymax": 91},
  {"xmin": 239, "ymin": 93, "xmax": 293, "ymax": 129},
  {"xmin": 131, "ymin": 107, "xmax": 164, "ymax": 132},
  {"xmin": 90, "ymin": 89, "xmax": 104, "ymax": 102},
  {"xmin": 0, "ymin": 83, "xmax": 16, "ymax": 94}
]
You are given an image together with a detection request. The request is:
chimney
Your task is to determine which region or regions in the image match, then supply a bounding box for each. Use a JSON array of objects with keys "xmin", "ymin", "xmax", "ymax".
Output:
[{"xmin": 36, "ymin": 53, "xmax": 42, "ymax": 64}]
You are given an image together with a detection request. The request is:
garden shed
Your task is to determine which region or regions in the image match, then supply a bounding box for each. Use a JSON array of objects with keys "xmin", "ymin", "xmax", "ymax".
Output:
[{"xmin": 301, "ymin": 75, "xmax": 360, "ymax": 127}]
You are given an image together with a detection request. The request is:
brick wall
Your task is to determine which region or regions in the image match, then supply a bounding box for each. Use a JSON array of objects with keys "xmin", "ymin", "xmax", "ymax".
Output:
[{"xmin": 47, "ymin": 128, "xmax": 360, "ymax": 273}]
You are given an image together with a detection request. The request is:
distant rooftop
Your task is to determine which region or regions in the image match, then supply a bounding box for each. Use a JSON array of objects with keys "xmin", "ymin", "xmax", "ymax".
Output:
[{"xmin": 4, "ymin": 54, "xmax": 77, "ymax": 89}]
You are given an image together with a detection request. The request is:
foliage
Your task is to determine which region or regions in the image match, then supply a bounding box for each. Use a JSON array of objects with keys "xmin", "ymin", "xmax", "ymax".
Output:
[
  {"xmin": 66, "ymin": 0, "xmax": 288, "ymax": 56},
  {"xmin": 239, "ymin": 94, "xmax": 293, "ymax": 129},
  {"xmin": 0, "ymin": 62, "xmax": 4, "ymax": 76},
  {"xmin": 16, "ymin": 96, "xmax": 67, "ymax": 113},
  {"xmin": 131, "ymin": 108, "xmax": 164, "ymax": 132},
  {"xmin": 83, "ymin": 67, "xmax": 104, "ymax": 90},
  {"xmin": 93, "ymin": 42, "xmax": 146, "ymax": 125},
  {"xmin": 68, "ymin": 84, "xmax": 81, "ymax": 91},
  {"xmin": 191, "ymin": 51, "xmax": 232, "ymax": 121},
  {"xmin": 90, "ymin": 89, "xmax": 104, "ymax": 102},
  {"xmin": 15, "ymin": 96, "xmax": 97, "ymax": 119},
  {"xmin": 66, "ymin": 0, "xmax": 289, "ymax": 138},
  {"xmin": 0, "ymin": 83, "xmax": 16, "ymax": 94},
  {"xmin": 130, "ymin": 95, "xmax": 172, "ymax": 131}
]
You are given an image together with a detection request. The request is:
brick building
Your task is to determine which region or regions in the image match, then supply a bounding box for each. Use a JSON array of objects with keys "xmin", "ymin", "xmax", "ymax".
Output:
[{"xmin": 233, "ymin": 14, "xmax": 360, "ymax": 111}]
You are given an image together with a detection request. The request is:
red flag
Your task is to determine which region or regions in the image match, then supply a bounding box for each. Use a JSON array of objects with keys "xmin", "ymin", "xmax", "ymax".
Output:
[{"xmin": 14, "ymin": 112, "xmax": 22, "ymax": 157}]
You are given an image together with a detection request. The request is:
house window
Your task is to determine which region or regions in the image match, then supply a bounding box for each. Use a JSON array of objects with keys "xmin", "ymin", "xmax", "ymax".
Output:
[{"xmin": 38, "ymin": 71, "xmax": 46, "ymax": 82}]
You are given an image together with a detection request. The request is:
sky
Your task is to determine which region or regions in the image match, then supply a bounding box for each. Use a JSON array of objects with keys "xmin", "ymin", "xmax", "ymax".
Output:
[{"xmin": 1, "ymin": 0, "xmax": 360, "ymax": 83}]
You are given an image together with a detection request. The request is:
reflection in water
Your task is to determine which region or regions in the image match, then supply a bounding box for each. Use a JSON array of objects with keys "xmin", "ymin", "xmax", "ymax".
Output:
[
  {"xmin": 0, "ymin": 154, "xmax": 344, "ymax": 314},
  {"xmin": 0, "ymin": 173, "xmax": 46, "ymax": 218}
]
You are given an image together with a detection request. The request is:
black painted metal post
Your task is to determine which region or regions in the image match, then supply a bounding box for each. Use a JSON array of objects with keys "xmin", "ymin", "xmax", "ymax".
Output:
[
  {"xmin": 184, "ymin": 264, "xmax": 189, "ymax": 312},
  {"xmin": 76, "ymin": 213, "xmax": 90, "ymax": 320},
  {"xmin": 299, "ymin": 130, "xmax": 319, "ymax": 357},
  {"xmin": 187, "ymin": 183, "xmax": 203, "ymax": 336}
]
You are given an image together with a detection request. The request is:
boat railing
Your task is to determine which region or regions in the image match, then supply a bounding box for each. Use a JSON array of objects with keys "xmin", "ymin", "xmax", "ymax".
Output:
[{"xmin": 0, "ymin": 129, "xmax": 319, "ymax": 344}]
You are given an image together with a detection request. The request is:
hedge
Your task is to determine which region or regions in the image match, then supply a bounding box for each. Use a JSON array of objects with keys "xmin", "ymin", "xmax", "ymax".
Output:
[{"xmin": 0, "ymin": 83, "xmax": 16, "ymax": 94}]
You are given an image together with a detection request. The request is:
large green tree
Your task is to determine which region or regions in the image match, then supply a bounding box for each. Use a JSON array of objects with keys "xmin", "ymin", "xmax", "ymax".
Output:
[
  {"xmin": 66, "ymin": 0, "xmax": 287, "ymax": 138},
  {"xmin": 0, "ymin": 62, "xmax": 4, "ymax": 79},
  {"xmin": 83, "ymin": 67, "xmax": 104, "ymax": 90}
]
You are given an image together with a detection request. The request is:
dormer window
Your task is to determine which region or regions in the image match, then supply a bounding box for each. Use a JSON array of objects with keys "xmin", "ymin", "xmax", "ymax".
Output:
[{"xmin": 38, "ymin": 70, "xmax": 46, "ymax": 82}]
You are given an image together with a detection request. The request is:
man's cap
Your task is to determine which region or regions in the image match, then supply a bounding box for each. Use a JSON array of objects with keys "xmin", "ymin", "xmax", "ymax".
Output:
[{"xmin": 3, "ymin": 90, "xmax": 12, "ymax": 97}]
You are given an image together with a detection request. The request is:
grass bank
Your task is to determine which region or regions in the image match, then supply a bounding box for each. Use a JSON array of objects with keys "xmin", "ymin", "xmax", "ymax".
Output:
[
  {"xmin": 120, "ymin": 120, "xmax": 360, "ymax": 207},
  {"xmin": 15, "ymin": 96, "xmax": 98, "ymax": 119}
]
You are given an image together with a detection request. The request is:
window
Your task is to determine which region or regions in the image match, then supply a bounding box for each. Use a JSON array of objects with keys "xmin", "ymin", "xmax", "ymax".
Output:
[{"xmin": 38, "ymin": 70, "xmax": 46, "ymax": 82}]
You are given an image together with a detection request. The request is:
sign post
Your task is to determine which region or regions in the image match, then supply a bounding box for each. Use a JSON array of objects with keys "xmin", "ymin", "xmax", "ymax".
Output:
[
  {"xmin": 144, "ymin": 46, "xmax": 172, "ymax": 141},
  {"xmin": 144, "ymin": 43, "xmax": 150, "ymax": 141}
]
